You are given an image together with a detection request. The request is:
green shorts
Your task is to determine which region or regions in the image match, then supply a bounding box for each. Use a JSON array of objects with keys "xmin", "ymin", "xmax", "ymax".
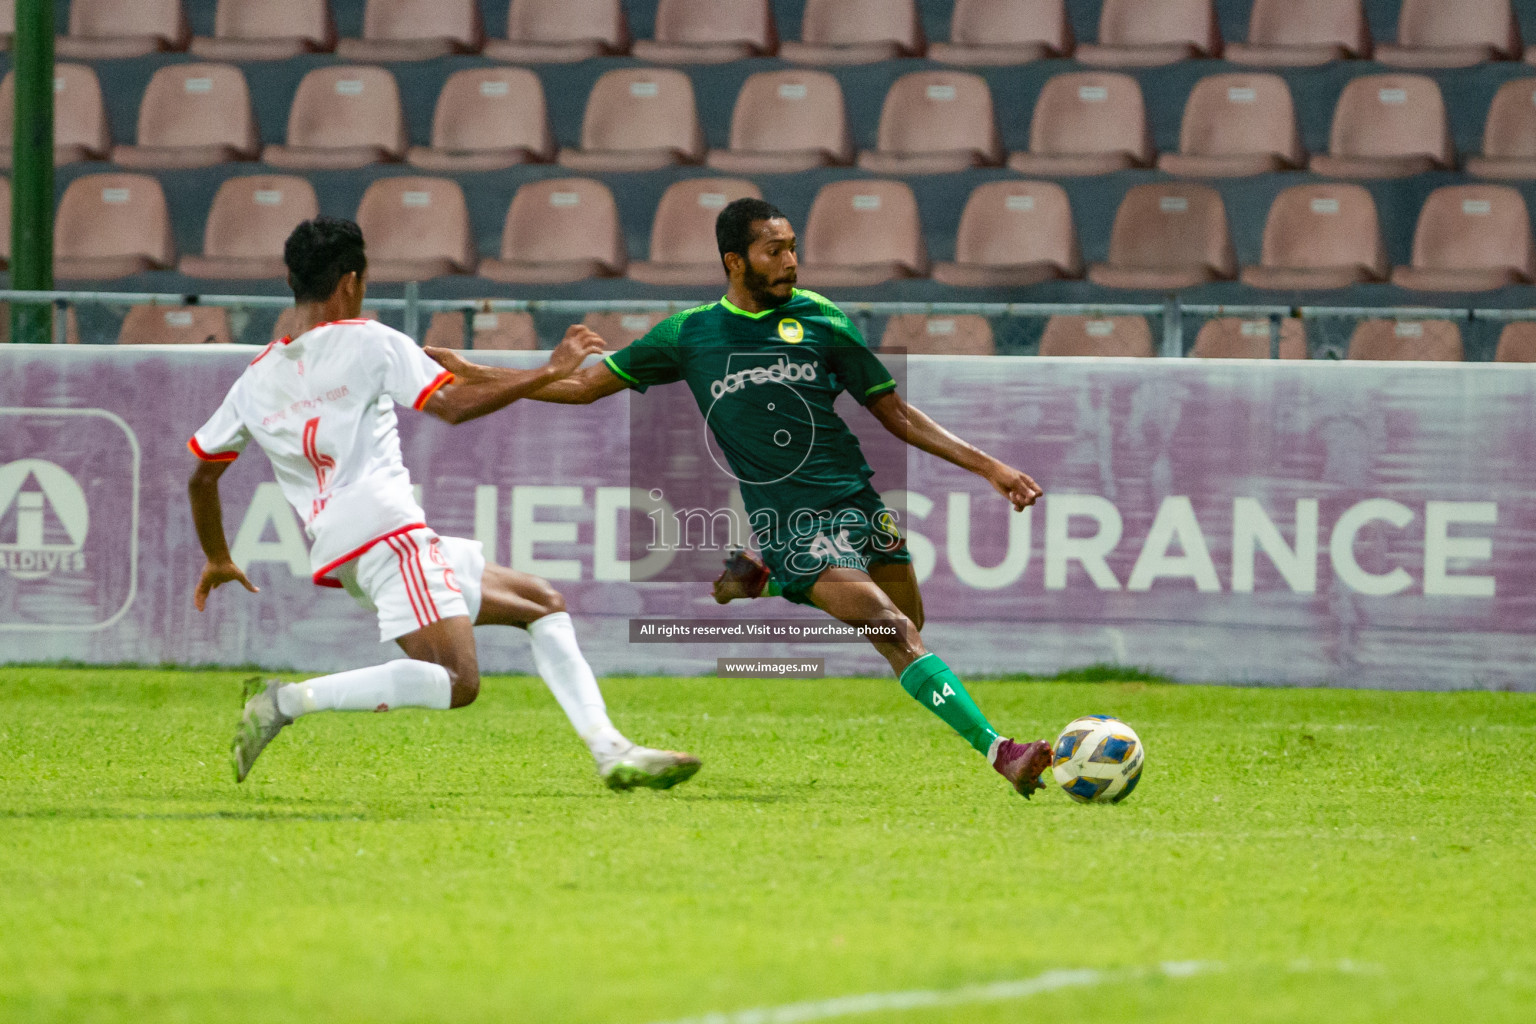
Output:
[{"xmin": 757, "ymin": 488, "xmax": 912, "ymax": 607}]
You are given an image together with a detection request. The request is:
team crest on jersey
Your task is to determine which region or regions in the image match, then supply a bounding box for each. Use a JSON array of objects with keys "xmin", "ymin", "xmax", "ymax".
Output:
[{"xmin": 777, "ymin": 318, "xmax": 804, "ymax": 344}]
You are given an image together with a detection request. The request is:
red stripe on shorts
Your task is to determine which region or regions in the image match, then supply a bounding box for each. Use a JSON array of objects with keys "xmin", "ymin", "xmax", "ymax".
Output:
[
  {"xmin": 386, "ymin": 535, "xmax": 428, "ymax": 628},
  {"xmin": 401, "ymin": 531, "xmax": 442, "ymax": 621}
]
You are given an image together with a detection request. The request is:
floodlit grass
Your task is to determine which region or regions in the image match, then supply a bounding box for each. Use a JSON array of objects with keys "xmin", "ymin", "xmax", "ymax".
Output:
[{"xmin": 1, "ymin": 667, "xmax": 1533, "ymax": 1023}]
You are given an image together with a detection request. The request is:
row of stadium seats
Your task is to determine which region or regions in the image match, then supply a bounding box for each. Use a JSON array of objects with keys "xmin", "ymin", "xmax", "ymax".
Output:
[
  {"xmin": 20, "ymin": 171, "xmax": 1536, "ymax": 293},
  {"xmin": 13, "ymin": 0, "xmax": 1536, "ymax": 70}
]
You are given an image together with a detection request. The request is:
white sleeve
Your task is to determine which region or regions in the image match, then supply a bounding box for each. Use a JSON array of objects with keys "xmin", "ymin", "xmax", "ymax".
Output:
[
  {"xmin": 378, "ymin": 326, "xmax": 453, "ymax": 410},
  {"xmin": 189, "ymin": 389, "xmax": 250, "ymax": 463}
]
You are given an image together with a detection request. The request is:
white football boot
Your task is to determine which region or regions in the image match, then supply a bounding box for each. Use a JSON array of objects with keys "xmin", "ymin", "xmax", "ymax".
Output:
[
  {"xmin": 231, "ymin": 677, "xmax": 293, "ymax": 783},
  {"xmin": 597, "ymin": 744, "xmax": 702, "ymax": 792}
]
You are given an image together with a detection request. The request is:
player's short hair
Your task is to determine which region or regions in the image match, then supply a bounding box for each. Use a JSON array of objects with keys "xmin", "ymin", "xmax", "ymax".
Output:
[
  {"xmin": 284, "ymin": 216, "xmax": 368, "ymax": 304},
  {"xmin": 716, "ymin": 198, "xmax": 787, "ymax": 261}
]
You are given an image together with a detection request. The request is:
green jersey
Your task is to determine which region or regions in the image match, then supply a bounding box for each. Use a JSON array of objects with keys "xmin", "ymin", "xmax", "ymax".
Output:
[{"xmin": 604, "ymin": 289, "xmax": 898, "ymax": 524}]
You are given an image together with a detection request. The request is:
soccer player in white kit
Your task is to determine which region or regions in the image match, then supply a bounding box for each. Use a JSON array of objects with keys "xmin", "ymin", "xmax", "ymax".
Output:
[{"xmin": 188, "ymin": 217, "xmax": 701, "ymax": 790}]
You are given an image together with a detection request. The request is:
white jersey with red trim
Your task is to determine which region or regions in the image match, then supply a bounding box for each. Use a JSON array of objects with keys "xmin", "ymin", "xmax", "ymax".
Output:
[{"xmin": 189, "ymin": 318, "xmax": 454, "ymax": 582}]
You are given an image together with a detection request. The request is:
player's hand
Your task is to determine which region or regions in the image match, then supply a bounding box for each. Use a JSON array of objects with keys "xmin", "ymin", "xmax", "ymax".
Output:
[
  {"xmin": 423, "ymin": 347, "xmax": 497, "ymax": 386},
  {"xmin": 987, "ymin": 462, "xmax": 1043, "ymax": 512},
  {"xmin": 548, "ymin": 325, "xmax": 607, "ymax": 378},
  {"xmin": 194, "ymin": 559, "xmax": 258, "ymax": 611}
]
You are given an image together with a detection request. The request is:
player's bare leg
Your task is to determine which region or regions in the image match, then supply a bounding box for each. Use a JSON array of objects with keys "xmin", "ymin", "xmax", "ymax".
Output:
[{"xmin": 869, "ymin": 561, "xmax": 924, "ymax": 632}]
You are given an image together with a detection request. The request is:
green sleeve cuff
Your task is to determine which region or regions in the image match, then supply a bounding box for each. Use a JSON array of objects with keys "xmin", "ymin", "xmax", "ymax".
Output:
[
  {"xmin": 863, "ymin": 379, "xmax": 898, "ymax": 401},
  {"xmin": 604, "ymin": 355, "xmax": 639, "ymax": 386}
]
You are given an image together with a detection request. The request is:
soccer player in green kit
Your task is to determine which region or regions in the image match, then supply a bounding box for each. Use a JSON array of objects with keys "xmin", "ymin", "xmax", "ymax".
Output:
[{"xmin": 426, "ymin": 198, "xmax": 1053, "ymax": 798}]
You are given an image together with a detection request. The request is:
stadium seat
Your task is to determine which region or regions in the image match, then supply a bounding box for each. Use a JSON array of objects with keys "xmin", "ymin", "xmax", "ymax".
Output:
[
  {"xmin": 57, "ymin": 0, "xmax": 189, "ymax": 59},
  {"xmin": 1465, "ymin": 79, "xmax": 1536, "ymax": 179},
  {"xmin": 558, "ymin": 69, "xmax": 703, "ymax": 172},
  {"xmin": 0, "ymin": 176, "xmax": 9, "ymax": 269},
  {"xmin": 1347, "ymin": 320, "xmax": 1463, "ymax": 361},
  {"xmin": 1241, "ymin": 184, "xmax": 1386, "ymax": 290},
  {"xmin": 706, "ymin": 70, "xmax": 852, "ymax": 173},
  {"xmin": 800, "ymin": 180, "xmax": 928, "ymax": 288},
  {"xmin": 932, "ymin": 180, "xmax": 1081, "ymax": 288},
  {"xmin": 1224, "ymin": 0, "xmax": 1370, "ymax": 67},
  {"xmin": 111, "ymin": 64, "xmax": 258, "ymax": 170},
  {"xmin": 1088, "ymin": 184, "xmax": 1235, "ymax": 290},
  {"xmin": 179, "ymin": 175, "xmax": 318, "ymax": 280},
  {"xmin": 583, "ymin": 312, "xmax": 668, "ymax": 351},
  {"xmin": 880, "ymin": 315, "xmax": 995, "ymax": 355},
  {"xmin": 191, "ymin": 0, "xmax": 336, "ymax": 60},
  {"xmin": 406, "ymin": 68, "xmax": 554, "ymax": 172},
  {"xmin": 1038, "ymin": 316, "xmax": 1154, "ymax": 357},
  {"xmin": 0, "ymin": 1, "xmax": 12, "ymax": 51},
  {"xmin": 929, "ymin": 0, "xmax": 1073, "ymax": 66},
  {"xmin": 273, "ymin": 308, "xmax": 379, "ymax": 340},
  {"xmin": 424, "ymin": 309, "xmax": 539, "ymax": 351},
  {"xmin": 1391, "ymin": 185, "xmax": 1534, "ymax": 292},
  {"xmin": 1376, "ymin": 0, "xmax": 1519, "ymax": 69},
  {"xmin": 627, "ymin": 178, "xmax": 762, "ymax": 287},
  {"xmin": 633, "ymin": 0, "xmax": 776, "ymax": 63},
  {"xmin": 480, "ymin": 178, "xmax": 625, "ymax": 284},
  {"xmin": 117, "ymin": 305, "xmax": 233, "ymax": 346},
  {"xmin": 336, "ymin": 0, "xmax": 483, "ymax": 61},
  {"xmin": 1157, "ymin": 73, "xmax": 1304, "ymax": 177},
  {"xmin": 779, "ymin": 0, "xmax": 924, "ymax": 64},
  {"xmin": 1190, "ymin": 317, "xmax": 1307, "ymax": 358},
  {"xmin": 0, "ymin": 65, "xmax": 110, "ymax": 168},
  {"xmin": 858, "ymin": 72, "xmax": 1002, "ymax": 174},
  {"xmin": 354, "ymin": 177, "xmax": 476, "ymax": 282},
  {"xmin": 1494, "ymin": 322, "xmax": 1536, "ymax": 361},
  {"xmin": 1076, "ymin": 0, "xmax": 1220, "ymax": 68},
  {"xmin": 1310, "ymin": 75, "xmax": 1452, "ymax": 178},
  {"xmin": 1007, "ymin": 72, "xmax": 1152, "ymax": 176},
  {"xmin": 486, "ymin": 0, "xmax": 630, "ymax": 62},
  {"xmin": 53, "ymin": 173, "xmax": 174, "ymax": 280},
  {"xmin": 263, "ymin": 67, "xmax": 406, "ymax": 170}
]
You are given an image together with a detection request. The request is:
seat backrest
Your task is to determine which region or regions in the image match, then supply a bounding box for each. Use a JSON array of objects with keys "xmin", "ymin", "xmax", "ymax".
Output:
[
  {"xmin": 1347, "ymin": 319, "xmax": 1463, "ymax": 360},
  {"xmin": 880, "ymin": 315, "xmax": 995, "ymax": 355},
  {"xmin": 1245, "ymin": 0, "xmax": 1368, "ymax": 52},
  {"xmin": 423, "ymin": 310, "xmax": 539, "ymax": 351},
  {"xmin": 1395, "ymin": 0, "xmax": 1518, "ymax": 53},
  {"xmin": 1410, "ymin": 185, "xmax": 1533, "ymax": 273},
  {"xmin": 1495, "ymin": 322, "xmax": 1536, "ymax": 361},
  {"xmin": 1039, "ymin": 316, "xmax": 1154, "ymax": 357},
  {"xmin": 1097, "ymin": 0, "xmax": 1218, "ymax": 51},
  {"xmin": 1328, "ymin": 74, "xmax": 1450, "ymax": 162},
  {"xmin": 952, "ymin": 180, "xmax": 1080, "ymax": 273},
  {"xmin": 803, "ymin": 180, "xmax": 927, "ymax": 272},
  {"xmin": 1191, "ymin": 317, "xmax": 1307, "ymax": 358},
  {"xmin": 1178, "ymin": 73, "xmax": 1301, "ymax": 161},
  {"xmin": 647, "ymin": 178, "xmax": 762, "ymax": 265},
  {"xmin": 429, "ymin": 68, "xmax": 552, "ymax": 156},
  {"xmin": 356, "ymin": 177, "xmax": 474, "ymax": 268},
  {"xmin": 362, "ymin": 0, "xmax": 482, "ymax": 46},
  {"xmin": 1480, "ymin": 78, "xmax": 1536, "ymax": 159},
  {"xmin": 0, "ymin": 65, "xmax": 111, "ymax": 155},
  {"xmin": 0, "ymin": 176, "xmax": 9, "ymax": 265},
  {"xmin": 653, "ymin": 0, "xmax": 774, "ymax": 48},
  {"xmin": 583, "ymin": 312, "xmax": 668, "ymax": 350},
  {"xmin": 69, "ymin": 0, "xmax": 188, "ymax": 45},
  {"xmin": 213, "ymin": 0, "xmax": 334, "ymax": 45},
  {"xmin": 1028, "ymin": 72, "xmax": 1150, "ymax": 160},
  {"xmin": 726, "ymin": 70, "xmax": 850, "ymax": 160},
  {"xmin": 505, "ymin": 0, "xmax": 628, "ymax": 48},
  {"xmin": 285, "ymin": 66, "xmax": 406, "ymax": 154},
  {"xmin": 135, "ymin": 63, "xmax": 256, "ymax": 152},
  {"xmin": 1105, "ymin": 183, "xmax": 1233, "ymax": 274},
  {"xmin": 578, "ymin": 68, "xmax": 702, "ymax": 159},
  {"xmin": 118, "ymin": 305, "xmax": 232, "ymax": 345},
  {"xmin": 799, "ymin": 0, "xmax": 922, "ymax": 52},
  {"xmin": 500, "ymin": 178, "xmax": 623, "ymax": 265},
  {"xmin": 201, "ymin": 174, "xmax": 319, "ymax": 259},
  {"xmin": 54, "ymin": 173, "xmax": 173, "ymax": 263},
  {"xmin": 949, "ymin": 0, "xmax": 1071, "ymax": 49},
  {"xmin": 874, "ymin": 71, "xmax": 1000, "ymax": 161},
  {"xmin": 1258, "ymin": 184, "xmax": 1385, "ymax": 273}
]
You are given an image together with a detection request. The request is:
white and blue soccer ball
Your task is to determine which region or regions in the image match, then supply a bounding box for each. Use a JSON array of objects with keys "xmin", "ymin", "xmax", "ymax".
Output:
[{"xmin": 1050, "ymin": 715, "xmax": 1145, "ymax": 804}]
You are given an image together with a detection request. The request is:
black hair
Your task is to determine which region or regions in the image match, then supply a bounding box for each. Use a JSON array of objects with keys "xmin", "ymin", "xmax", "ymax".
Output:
[
  {"xmin": 716, "ymin": 198, "xmax": 787, "ymax": 261},
  {"xmin": 284, "ymin": 216, "xmax": 367, "ymax": 303}
]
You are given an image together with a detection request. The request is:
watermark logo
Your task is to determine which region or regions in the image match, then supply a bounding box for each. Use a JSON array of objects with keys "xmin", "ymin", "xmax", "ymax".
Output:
[{"xmin": 0, "ymin": 459, "xmax": 89, "ymax": 580}]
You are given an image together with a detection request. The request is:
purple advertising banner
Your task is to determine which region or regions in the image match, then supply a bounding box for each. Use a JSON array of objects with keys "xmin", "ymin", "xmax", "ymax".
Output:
[{"xmin": 2, "ymin": 345, "xmax": 1533, "ymax": 690}]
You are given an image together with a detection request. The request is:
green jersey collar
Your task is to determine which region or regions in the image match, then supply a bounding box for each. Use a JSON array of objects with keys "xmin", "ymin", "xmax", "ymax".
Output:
[{"xmin": 719, "ymin": 295, "xmax": 781, "ymax": 320}]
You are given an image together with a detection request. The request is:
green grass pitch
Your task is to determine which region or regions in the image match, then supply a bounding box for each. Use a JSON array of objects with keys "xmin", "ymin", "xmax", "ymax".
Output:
[{"xmin": 2, "ymin": 667, "xmax": 1533, "ymax": 1023}]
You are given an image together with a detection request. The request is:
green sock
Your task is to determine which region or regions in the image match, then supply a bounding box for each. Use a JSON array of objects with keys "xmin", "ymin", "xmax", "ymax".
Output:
[{"xmin": 898, "ymin": 653, "xmax": 1000, "ymax": 756}]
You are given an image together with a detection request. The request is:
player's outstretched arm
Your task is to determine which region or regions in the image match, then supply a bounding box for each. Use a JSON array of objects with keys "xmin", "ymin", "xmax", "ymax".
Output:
[
  {"xmin": 866, "ymin": 390, "xmax": 1043, "ymax": 512},
  {"xmin": 420, "ymin": 326, "xmax": 609, "ymax": 423},
  {"xmin": 187, "ymin": 459, "xmax": 258, "ymax": 610}
]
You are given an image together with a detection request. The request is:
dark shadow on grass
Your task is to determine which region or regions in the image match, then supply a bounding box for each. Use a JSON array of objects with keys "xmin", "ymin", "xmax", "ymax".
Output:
[{"xmin": 976, "ymin": 663, "xmax": 1174, "ymax": 684}]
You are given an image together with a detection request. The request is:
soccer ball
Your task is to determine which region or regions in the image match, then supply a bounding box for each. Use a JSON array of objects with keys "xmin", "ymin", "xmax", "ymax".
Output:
[{"xmin": 1050, "ymin": 715, "xmax": 1145, "ymax": 804}]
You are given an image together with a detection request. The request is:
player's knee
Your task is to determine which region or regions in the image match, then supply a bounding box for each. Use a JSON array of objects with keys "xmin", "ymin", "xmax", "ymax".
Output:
[{"xmin": 446, "ymin": 661, "xmax": 481, "ymax": 708}]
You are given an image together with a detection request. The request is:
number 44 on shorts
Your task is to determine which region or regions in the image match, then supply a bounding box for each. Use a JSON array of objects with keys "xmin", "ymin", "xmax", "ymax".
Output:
[{"xmin": 806, "ymin": 530, "xmax": 857, "ymax": 559}]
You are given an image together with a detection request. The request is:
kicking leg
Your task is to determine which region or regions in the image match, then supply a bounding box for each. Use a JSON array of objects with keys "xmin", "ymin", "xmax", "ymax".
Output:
[{"xmin": 870, "ymin": 560, "xmax": 924, "ymax": 632}]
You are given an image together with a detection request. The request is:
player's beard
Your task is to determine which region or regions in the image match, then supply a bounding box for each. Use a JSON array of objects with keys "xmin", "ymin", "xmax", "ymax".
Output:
[{"xmin": 743, "ymin": 262, "xmax": 796, "ymax": 309}]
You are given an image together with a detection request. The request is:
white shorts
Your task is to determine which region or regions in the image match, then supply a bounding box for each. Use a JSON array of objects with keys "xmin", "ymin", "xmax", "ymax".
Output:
[{"xmin": 334, "ymin": 526, "xmax": 485, "ymax": 642}]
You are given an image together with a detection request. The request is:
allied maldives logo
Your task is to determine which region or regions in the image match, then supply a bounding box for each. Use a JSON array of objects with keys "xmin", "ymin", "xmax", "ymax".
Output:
[{"xmin": 0, "ymin": 460, "xmax": 90, "ymax": 579}]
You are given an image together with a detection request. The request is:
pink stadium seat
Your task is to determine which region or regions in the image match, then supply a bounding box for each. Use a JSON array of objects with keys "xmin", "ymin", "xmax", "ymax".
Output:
[
  {"xmin": 583, "ymin": 312, "xmax": 669, "ymax": 351},
  {"xmin": 1088, "ymin": 183, "xmax": 1236, "ymax": 290},
  {"xmin": 1157, "ymin": 73, "xmax": 1304, "ymax": 177},
  {"xmin": 407, "ymin": 68, "xmax": 554, "ymax": 172},
  {"xmin": 1038, "ymin": 316, "xmax": 1154, "ymax": 357},
  {"xmin": 0, "ymin": 65, "xmax": 110, "ymax": 168},
  {"xmin": 858, "ymin": 71, "xmax": 1002, "ymax": 174},
  {"xmin": 57, "ymin": 0, "xmax": 189, "ymax": 59},
  {"xmin": 1376, "ymin": 0, "xmax": 1519, "ymax": 69},
  {"xmin": 633, "ymin": 0, "xmax": 776, "ymax": 63},
  {"xmin": 800, "ymin": 180, "xmax": 928, "ymax": 288},
  {"xmin": 486, "ymin": 0, "xmax": 630, "ymax": 62},
  {"xmin": 179, "ymin": 175, "xmax": 319, "ymax": 280},
  {"xmin": 355, "ymin": 177, "xmax": 476, "ymax": 282},
  {"xmin": 1007, "ymin": 72, "xmax": 1152, "ymax": 176},
  {"xmin": 1465, "ymin": 79, "xmax": 1536, "ymax": 179},
  {"xmin": 1494, "ymin": 322, "xmax": 1536, "ymax": 361},
  {"xmin": 424, "ymin": 309, "xmax": 539, "ymax": 351},
  {"xmin": 1347, "ymin": 320, "xmax": 1463, "ymax": 361},
  {"xmin": 706, "ymin": 70, "xmax": 852, "ymax": 174},
  {"xmin": 1391, "ymin": 185, "xmax": 1535, "ymax": 292},
  {"xmin": 1241, "ymin": 184, "xmax": 1387, "ymax": 290},
  {"xmin": 337, "ymin": 0, "xmax": 484, "ymax": 61},
  {"xmin": 1190, "ymin": 317, "xmax": 1307, "ymax": 359},
  {"xmin": 117, "ymin": 305, "xmax": 233, "ymax": 346},
  {"xmin": 0, "ymin": 176, "xmax": 9, "ymax": 269},
  {"xmin": 558, "ymin": 69, "xmax": 703, "ymax": 172},
  {"xmin": 112, "ymin": 63, "xmax": 258, "ymax": 170},
  {"xmin": 779, "ymin": 0, "xmax": 924, "ymax": 64},
  {"xmin": 53, "ymin": 173, "xmax": 175, "ymax": 280},
  {"xmin": 1077, "ymin": 0, "xmax": 1220, "ymax": 68},
  {"xmin": 263, "ymin": 67, "xmax": 406, "ymax": 170},
  {"xmin": 932, "ymin": 180, "xmax": 1081, "ymax": 288},
  {"xmin": 880, "ymin": 315, "xmax": 996, "ymax": 355},
  {"xmin": 1225, "ymin": 0, "xmax": 1370, "ymax": 67},
  {"xmin": 191, "ymin": 0, "xmax": 336, "ymax": 60},
  {"xmin": 628, "ymin": 178, "xmax": 763, "ymax": 287},
  {"xmin": 0, "ymin": 1, "xmax": 12, "ymax": 50},
  {"xmin": 1310, "ymin": 75, "xmax": 1452, "ymax": 178},
  {"xmin": 480, "ymin": 178, "xmax": 626, "ymax": 285},
  {"xmin": 929, "ymin": 0, "xmax": 1073, "ymax": 66}
]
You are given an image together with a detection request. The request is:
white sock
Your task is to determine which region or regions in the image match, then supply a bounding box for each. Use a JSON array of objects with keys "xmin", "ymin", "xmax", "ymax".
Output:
[
  {"xmin": 527, "ymin": 611, "xmax": 628, "ymax": 759},
  {"xmin": 276, "ymin": 659, "xmax": 452, "ymax": 718}
]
